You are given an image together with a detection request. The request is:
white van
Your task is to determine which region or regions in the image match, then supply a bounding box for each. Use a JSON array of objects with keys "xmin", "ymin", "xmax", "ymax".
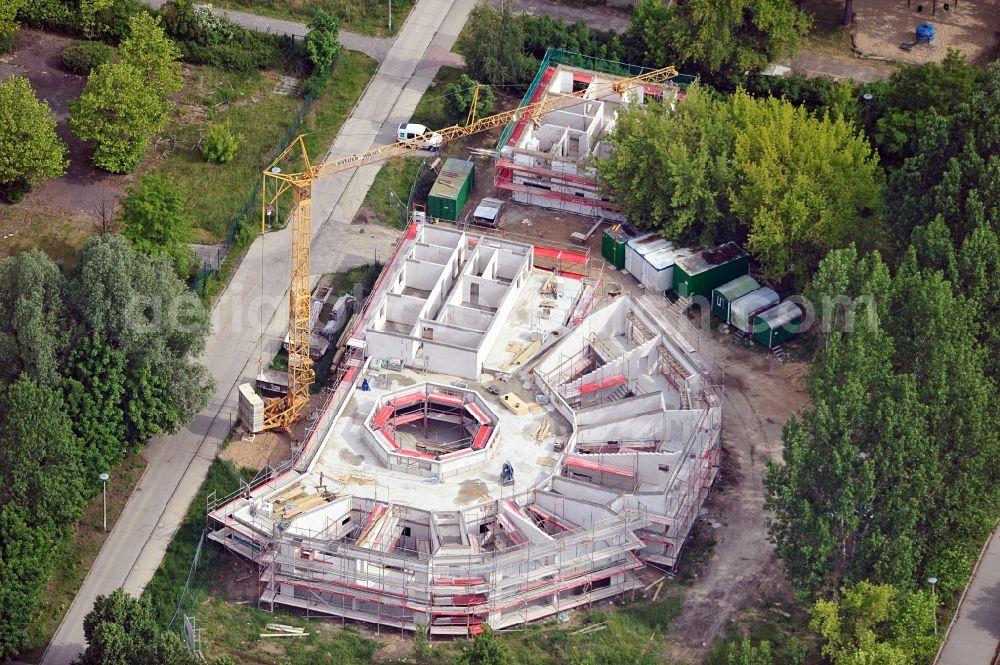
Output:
[{"xmin": 397, "ymin": 123, "xmax": 443, "ymax": 151}]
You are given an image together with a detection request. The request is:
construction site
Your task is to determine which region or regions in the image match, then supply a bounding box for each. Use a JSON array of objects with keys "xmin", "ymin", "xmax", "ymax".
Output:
[
  {"xmin": 494, "ymin": 52, "xmax": 687, "ymax": 221},
  {"xmin": 210, "ymin": 221, "xmax": 722, "ymax": 637}
]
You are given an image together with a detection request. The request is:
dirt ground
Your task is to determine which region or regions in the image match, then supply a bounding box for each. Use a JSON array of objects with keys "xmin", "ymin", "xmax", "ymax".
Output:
[
  {"xmin": 0, "ymin": 31, "xmax": 133, "ymax": 237},
  {"xmin": 221, "ymin": 391, "xmax": 331, "ymax": 470},
  {"xmin": 853, "ymin": 0, "xmax": 1000, "ymax": 65},
  {"xmin": 662, "ymin": 324, "xmax": 811, "ymax": 662}
]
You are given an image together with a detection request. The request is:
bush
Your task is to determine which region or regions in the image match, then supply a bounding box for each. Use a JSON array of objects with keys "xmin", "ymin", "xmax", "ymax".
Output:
[
  {"xmin": 200, "ymin": 123, "xmax": 241, "ymax": 163},
  {"xmin": 0, "ymin": 179, "xmax": 30, "ymax": 203},
  {"xmin": 0, "ymin": 31, "xmax": 15, "ymax": 53},
  {"xmin": 90, "ymin": 0, "xmax": 150, "ymax": 43},
  {"xmin": 16, "ymin": 0, "xmax": 78, "ymax": 33},
  {"xmin": 60, "ymin": 40, "xmax": 116, "ymax": 74},
  {"xmin": 161, "ymin": 0, "xmax": 306, "ymax": 74}
]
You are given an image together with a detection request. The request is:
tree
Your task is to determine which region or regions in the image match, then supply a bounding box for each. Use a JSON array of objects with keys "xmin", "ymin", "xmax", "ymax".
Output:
[
  {"xmin": 67, "ymin": 235, "xmax": 213, "ymax": 445},
  {"xmin": 729, "ymin": 92, "xmax": 884, "ymax": 286},
  {"xmin": 0, "ymin": 376, "xmax": 83, "ymax": 661},
  {"xmin": 0, "ymin": 0, "xmax": 25, "ymax": 42},
  {"xmin": 80, "ymin": 0, "xmax": 114, "ymax": 37},
  {"xmin": 118, "ymin": 13, "xmax": 182, "ymax": 98},
  {"xmin": 305, "ymin": 10, "xmax": 341, "ymax": 75},
  {"xmin": 70, "ymin": 61, "xmax": 170, "ymax": 172},
  {"xmin": 598, "ymin": 88, "xmax": 884, "ymax": 287},
  {"xmin": 810, "ymin": 581, "xmax": 937, "ymax": 665},
  {"xmin": 663, "ymin": 0, "xmax": 810, "ymax": 75},
  {"xmin": 459, "ymin": 2, "xmax": 534, "ymax": 87},
  {"xmin": 80, "ymin": 588, "xmax": 197, "ymax": 665},
  {"xmin": 121, "ymin": 173, "xmax": 194, "ymax": 275},
  {"xmin": 624, "ymin": 0, "xmax": 675, "ymax": 67},
  {"xmin": 0, "ymin": 250, "xmax": 68, "ymax": 385},
  {"xmin": 445, "ymin": 74, "xmax": 495, "ymax": 124},
  {"xmin": 597, "ymin": 84, "xmax": 736, "ymax": 246},
  {"xmin": 0, "ymin": 503, "xmax": 55, "ymax": 661},
  {"xmin": 0, "ymin": 76, "xmax": 67, "ymax": 201},
  {"xmin": 62, "ymin": 334, "xmax": 128, "ymax": 484},
  {"xmin": 459, "ymin": 627, "xmax": 509, "ymax": 665}
]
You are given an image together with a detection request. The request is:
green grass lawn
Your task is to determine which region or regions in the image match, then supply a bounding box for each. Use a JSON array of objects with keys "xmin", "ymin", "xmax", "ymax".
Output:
[
  {"xmin": 18, "ymin": 454, "xmax": 148, "ymax": 663},
  {"xmin": 155, "ymin": 51, "xmax": 377, "ymax": 243},
  {"xmin": 360, "ymin": 157, "xmax": 422, "ymax": 229},
  {"xmin": 0, "ymin": 209, "xmax": 93, "ymax": 265},
  {"xmin": 208, "ymin": 0, "xmax": 416, "ymax": 37}
]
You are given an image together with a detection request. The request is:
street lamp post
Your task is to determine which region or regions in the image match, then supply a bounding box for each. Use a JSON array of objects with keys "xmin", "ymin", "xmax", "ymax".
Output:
[
  {"xmin": 928, "ymin": 576, "xmax": 938, "ymax": 635},
  {"xmin": 99, "ymin": 472, "xmax": 110, "ymax": 531}
]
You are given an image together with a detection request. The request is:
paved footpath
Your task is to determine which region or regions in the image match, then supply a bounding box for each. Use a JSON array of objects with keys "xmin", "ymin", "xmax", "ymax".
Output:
[
  {"xmin": 935, "ymin": 526, "xmax": 1000, "ymax": 665},
  {"xmin": 141, "ymin": 0, "xmax": 394, "ymax": 62},
  {"xmin": 40, "ymin": 1, "xmax": 474, "ymax": 663}
]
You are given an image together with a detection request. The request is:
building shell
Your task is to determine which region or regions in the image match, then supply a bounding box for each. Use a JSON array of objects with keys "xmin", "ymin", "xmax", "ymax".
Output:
[
  {"xmin": 209, "ymin": 225, "xmax": 721, "ymax": 636},
  {"xmin": 495, "ymin": 56, "xmax": 681, "ymax": 221}
]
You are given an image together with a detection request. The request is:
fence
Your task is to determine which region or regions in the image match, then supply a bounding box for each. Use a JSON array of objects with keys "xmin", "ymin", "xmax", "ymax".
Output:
[{"xmin": 190, "ymin": 55, "xmax": 340, "ymax": 298}]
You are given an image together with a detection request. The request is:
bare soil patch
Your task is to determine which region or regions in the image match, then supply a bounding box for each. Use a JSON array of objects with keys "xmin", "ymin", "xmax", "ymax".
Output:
[
  {"xmin": 221, "ymin": 430, "xmax": 294, "ymax": 471},
  {"xmin": 662, "ymin": 331, "xmax": 810, "ymax": 662},
  {"xmin": 0, "ymin": 31, "xmax": 133, "ymax": 241},
  {"xmin": 852, "ymin": 0, "xmax": 1000, "ymax": 65}
]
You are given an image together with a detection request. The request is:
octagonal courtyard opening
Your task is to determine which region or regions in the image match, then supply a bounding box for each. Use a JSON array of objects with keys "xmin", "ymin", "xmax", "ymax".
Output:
[{"xmin": 365, "ymin": 383, "xmax": 500, "ymax": 478}]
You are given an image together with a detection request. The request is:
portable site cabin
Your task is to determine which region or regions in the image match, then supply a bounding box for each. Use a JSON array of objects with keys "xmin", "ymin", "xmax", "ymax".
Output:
[
  {"xmin": 624, "ymin": 233, "xmax": 668, "ymax": 280},
  {"xmin": 428, "ymin": 158, "xmax": 475, "ymax": 222},
  {"xmin": 602, "ymin": 225, "xmax": 634, "ymax": 269},
  {"xmin": 672, "ymin": 243, "xmax": 750, "ymax": 299},
  {"xmin": 752, "ymin": 301, "xmax": 803, "ymax": 349},
  {"xmin": 729, "ymin": 287, "xmax": 779, "ymax": 334},
  {"xmin": 640, "ymin": 245, "xmax": 693, "ymax": 294},
  {"xmin": 711, "ymin": 274, "xmax": 760, "ymax": 322}
]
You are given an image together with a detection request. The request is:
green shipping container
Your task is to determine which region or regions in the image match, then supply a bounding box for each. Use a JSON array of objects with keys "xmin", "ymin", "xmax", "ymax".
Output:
[
  {"xmin": 427, "ymin": 158, "xmax": 475, "ymax": 222},
  {"xmin": 752, "ymin": 301, "xmax": 803, "ymax": 349},
  {"xmin": 601, "ymin": 227, "xmax": 631, "ymax": 269},
  {"xmin": 673, "ymin": 242, "xmax": 750, "ymax": 300},
  {"xmin": 711, "ymin": 274, "xmax": 760, "ymax": 322}
]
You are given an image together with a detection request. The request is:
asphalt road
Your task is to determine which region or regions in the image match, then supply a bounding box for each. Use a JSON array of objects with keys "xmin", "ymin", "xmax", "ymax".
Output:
[
  {"xmin": 40, "ymin": 1, "xmax": 474, "ymax": 662},
  {"xmin": 935, "ymin": 526, "xmax": 1000, "ymax": 665}
]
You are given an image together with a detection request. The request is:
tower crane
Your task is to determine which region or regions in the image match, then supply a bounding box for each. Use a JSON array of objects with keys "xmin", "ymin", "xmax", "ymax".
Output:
[{"xmin": 257, "ymin": 64, "xmax": 679, "ymax": 432}]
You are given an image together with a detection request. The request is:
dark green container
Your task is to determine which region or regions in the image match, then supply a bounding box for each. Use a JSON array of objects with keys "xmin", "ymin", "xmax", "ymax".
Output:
[
  {"xmin": 711, "ymin": 274, "xmax": 760, "ymax": 322},
  {"xmin": 752, "ymin": 301, "xmax": 802, "ymax": 349},
  {"xmin": 602, "ymin": 227, "xmax": 630, "ymax": 269},
  {"xmin": 428, "ymin": 158, "xmax": 475, "ymax": 222},
  {"xmin": 673, "ymin": 243, "xmax": 749, "ymax": 300}
]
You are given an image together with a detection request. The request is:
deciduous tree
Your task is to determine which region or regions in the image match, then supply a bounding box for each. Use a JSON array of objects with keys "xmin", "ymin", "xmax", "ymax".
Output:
[
  {"xmin": 80, "ymin": 588, "xmax": 197, "ymax": 665},
  {"xmin": 810, "ymin": 581, "xmax": 937, "ymax": 665},
  {"xmin": 118, "ymin": 12, "xmax": 182, "ymax": 97},
  {"xmin": 663, "ymin": 0, "xmax": 810, "ymax": 74},
  {"xmin": 0, "ymin": 76, "xmax": 67, "ymax": 201},
  {"xmin": 121, "ymin": 173, "xmax": 194, "ymax": 276},
  {"xmin": 67, "ymin": 235, "xmax": 213, "ymax": 445},
  {"xmin": 305, "ymin": 10, "xmax": 341, "ymax": 75},
  {"xmin": 0, "ymin": 376, "xmax": 84, "ymax": 660},
  {"xmin": 70, "ymin": 61, "xmax": 170, "ymax": 173},
  {"xmin": 0, "ymin": 250, "xmax": 68, "ymax": 385},
  {"xmin": 445, "ymin": 74, "xmax": 495, "ymax": 124},
  {"xmin": 458, "ymin": 2, "xmax": 534, "ymax": 87}
]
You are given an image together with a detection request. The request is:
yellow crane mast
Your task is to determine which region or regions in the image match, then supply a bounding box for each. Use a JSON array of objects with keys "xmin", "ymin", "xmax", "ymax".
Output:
[{"xmin": 258, "ymin": 64, "xmax": 679, "ymax": 431}]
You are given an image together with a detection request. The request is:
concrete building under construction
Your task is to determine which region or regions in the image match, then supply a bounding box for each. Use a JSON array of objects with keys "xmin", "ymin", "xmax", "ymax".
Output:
[
  {"xmin": 209, "ymin": 225, "xmax": 721, "ymax": 636},
  {"xmin": 495, "ymin": 51, "xmax": 685, "ymax": 221}
]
